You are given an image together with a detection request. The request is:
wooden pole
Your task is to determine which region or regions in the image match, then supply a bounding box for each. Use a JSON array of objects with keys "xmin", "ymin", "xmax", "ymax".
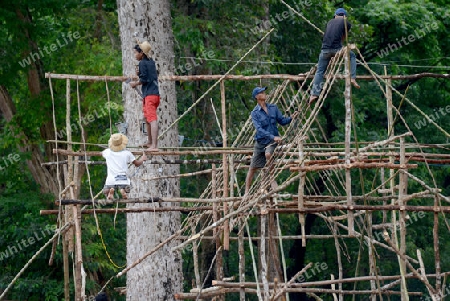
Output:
[
  {"xmin": 212, "ymin": 164, "xmax": 224, "ymax": 287},
  {"xmin": 63, "ymin": 238, "xmax": 70, "ymax": 300},
  {"xmin": 238, "ymin": 221, "xmax": 245, "ymax": 301},
  {"xmin": 344, "ymin": 47, "xmax": 354, "ymax": 236},
  {"xmin": 298, "ymin": 141, "xmax": 306, "ymax": 247},
  {"xmin": 398, "ymin": 139, "xmax": 408, "ymax": 300},
  {"xmin": 367, "ymin": 212, "xmax": 377, "ymax": 301},
  {"xmin": 191, "ymin": 224, "xmax": 201, "ymax": 289},
  {"xmin": 221, "ymin": 80, "xmax": 230, "ymax": 252},
  {"xmin": 45, "ymin": 72, "xmax": 450, "ymax": 82},
  {"xmin": 260, "ymin": 205, "xmax": 270, "ymax": 300},
  {"xmin": 433, "ymin": 194, "xmax": 442, "ymax": 294}
]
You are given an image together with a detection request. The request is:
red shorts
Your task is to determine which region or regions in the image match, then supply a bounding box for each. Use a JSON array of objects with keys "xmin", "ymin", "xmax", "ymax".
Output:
[{"xmin": 143, "ymin": 95, "xmax": 160, "ymax": 123}]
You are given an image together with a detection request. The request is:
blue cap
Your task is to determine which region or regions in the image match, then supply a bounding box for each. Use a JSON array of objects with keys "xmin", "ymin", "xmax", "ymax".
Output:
[
  {"xmin": 252, "ymin": 86, "xmax": 267, "ymax": 99},
  {"xmin": 335, "ymin": 8, "xmax": 347, "ymax": 16}
]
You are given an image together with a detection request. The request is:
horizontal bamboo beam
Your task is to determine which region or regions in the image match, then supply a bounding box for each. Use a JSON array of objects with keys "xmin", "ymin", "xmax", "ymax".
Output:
[
  {"xmin": 55, "ymin": 197, "xmax": 242, "ymax": 205},
  {"xmin": 174, "ymin": 287, "xmax": 422, "ymax": 299},
  {"xmin": 40, "ymin": 206, "xmax": 213, "ymax": 215},
  {"xmin": 55, "ymin": 193, "xmax": 424, "ymax": 207},
  {"xmin": 45, "ymin": 72, "xmax": 450, "ymax": 82},
  {"xmin": 43, "ymin": 203, "xmax": 449, "ymax": 216},
  {"xmin": 53, "ymin": 148, "xmax": 253, "ymax": 156},
  {"xmin": 42, "ymin": 159, "xmax": 250, "ymax": 166},
  {"xmin": 268, "ymin": 204, "xmax": 450, "ymax": 213},
  {"xmin": 291, "ymin": 162, "xmax": 418, "ymax": 172},
  {"xmin": 212, "ymin": 272, "xmax": 448, "ymax": 288}
]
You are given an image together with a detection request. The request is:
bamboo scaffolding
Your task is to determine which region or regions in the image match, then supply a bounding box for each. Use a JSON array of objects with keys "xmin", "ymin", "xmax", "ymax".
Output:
[{"xmin": 43, "ymin": 68, "xmax": 450, "ymax": 301}]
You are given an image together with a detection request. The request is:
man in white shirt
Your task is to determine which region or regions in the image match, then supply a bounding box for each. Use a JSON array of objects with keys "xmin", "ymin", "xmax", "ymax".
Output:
[{"xmin": 102, "ymin": 133, "xmax": 147, "ymax": 199}]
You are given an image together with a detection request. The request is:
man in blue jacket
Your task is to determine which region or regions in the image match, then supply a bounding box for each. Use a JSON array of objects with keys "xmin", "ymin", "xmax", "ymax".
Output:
[
  {"xmin": 245, "ymin": 87, "xmax": 298, "ymax": 194},
  {"xmin": 309, "ymin": 8, "xmax": 359, "ymax": 105}
]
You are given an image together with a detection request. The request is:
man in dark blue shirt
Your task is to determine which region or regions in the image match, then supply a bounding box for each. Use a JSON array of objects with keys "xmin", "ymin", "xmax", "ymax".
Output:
[
  {"xmin": 245, "ymin": 87, "xmax": 298, "ymax": 194},
  {"xmin": 130, "ymin": 41, "xmax": 160, "ymax": 150},
  {"xmin": 309, "ymin": 8, "xmax": 359, "ymax": 105}
]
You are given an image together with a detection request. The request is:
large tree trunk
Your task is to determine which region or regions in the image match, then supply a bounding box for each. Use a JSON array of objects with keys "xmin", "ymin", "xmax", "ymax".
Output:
[{"xmin": 117, "ymin": 0, "xmax": 182, "ymax": 299}]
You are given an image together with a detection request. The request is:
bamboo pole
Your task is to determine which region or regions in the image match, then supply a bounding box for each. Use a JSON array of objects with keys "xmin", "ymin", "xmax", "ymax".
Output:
[
  {"xmin": 398, "ymin": 138, "xmax": 409, "ymax": 300},
  {"xmin": 42, "ymin": 204, "xmax": 450, "ymax": 216},
  {"xmin": 433, "ymin": 194, "xmax": 442, "ymax": 293},
  {"xmin": 70, "ymin": 186, "xmax": 83, "ymax": 301},
  {"xmin": 54, "ymin": 193, "xmax": 431, "ymax": 207},
  {"xmin": 212, "ymin": 272, "xmax": 450, "ymax": 288},
  {"xmin": 332, "ymin": 223, "xmax": 343, "ymax": 301},
  {"xmin": 45, "ymin": 72, "xmax": 450, "ymax": 82},
  {"xmin": 238, "ymin": 221, "xmax": 245, "ymax": 301},
  {"xmin": 290, "ymin": 162, "xmax": 418, "ymax": 172},
  {"xmin": 53, "ymin": 148, "xmax": 253, "ymax": 157},
  {"xmin": 191, "ymin": 224, "xmax": 201, "ymax": 289},
  {"xmin": 298, "ymin": 141, "xmax": 306, "ymax": 247},
  {"xmin": 221, "ymin": 80, "xmax": 230, "ymax": 252},
  {"xmin": 212, "ymin": 164, "xmax": 224, "ymax": 291},
  {"xmin": 260, "ymin": 203, "xmax": 270, "ymax": 300},
  {"xmin": 367, "ymin": 212, "xmax": 377, "ymax": 301},
  {"xmin": 52, "ymin": 148, "xmax": 450, "ymax": 162}
]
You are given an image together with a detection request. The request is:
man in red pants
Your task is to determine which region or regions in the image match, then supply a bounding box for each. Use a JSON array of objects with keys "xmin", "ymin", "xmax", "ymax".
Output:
[{"xmin": 130, "ymin": 41, "xmax": 160, "ymax": 151}]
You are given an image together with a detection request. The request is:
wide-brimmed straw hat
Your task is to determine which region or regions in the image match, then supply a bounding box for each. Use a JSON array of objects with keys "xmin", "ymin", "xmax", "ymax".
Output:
[
  {"xmin": 109, "ymin": 133, "xmax": 128, "ymax": 152},
  {"xmin": 139, "ymin": 41, "xmax": 152, "ymax": 58}
]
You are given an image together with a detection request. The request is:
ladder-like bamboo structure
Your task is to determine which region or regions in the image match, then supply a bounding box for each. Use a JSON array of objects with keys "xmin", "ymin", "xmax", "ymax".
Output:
[{"xmin": 41, "ymin": 58, "xmax": 450, "ymax": 301}]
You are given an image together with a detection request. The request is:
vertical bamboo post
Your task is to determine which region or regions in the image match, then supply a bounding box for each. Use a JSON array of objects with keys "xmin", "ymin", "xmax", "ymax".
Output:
[
  {"xmin": 398, "ymin": 137, "xmax": 408, "ymax": 300},
  {"xmin": 260, "ymin": 204, "xmax": 270, "ymax": 300},
  {"xmin": 220, "ymin": 80, "xmax": 230, "ymax": 251},
  {"xmin": 191, "ymin": 224, "xmax": 201, "ymax": 289},
  {"xmin": 65, "ymin": 79, "xmax": 84, "ymax": 301},
  {"xmin": 380, "ymin": 168, "xmax": 387, "ymax": 223},
  {"xmin": 238, "ymin": 221, "xmax": 245, "ymax": 301},
  {"xmin": 344, "ymin": 46, "xmax": 354, "ymax": 236},
  {"xmin": 63, "ymin": 238, "xmax": 70, "ymax": 300},
  {"xmin": 434, "ymin": 194, "xmax": 442, "ymax": 293},
  {"xmin": 297, "ymin": 140, "xmax": 306, "ymax": 247},
  {"xmin": 332, "ymin": 223, "xmax": 343, "ymax": 301},
  {"xmin": 367, "ymin": 212, "xmax": 376, "ymax": 301},
  {"xmin": 212, "ymin": 165, "xmax": 223, "ymax": 283}
]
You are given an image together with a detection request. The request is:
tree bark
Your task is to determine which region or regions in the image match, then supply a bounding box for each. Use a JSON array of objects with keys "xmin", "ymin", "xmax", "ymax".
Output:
[{"xmin": 117, "ymin": 0, "xmax": 182, "ymax": 299}]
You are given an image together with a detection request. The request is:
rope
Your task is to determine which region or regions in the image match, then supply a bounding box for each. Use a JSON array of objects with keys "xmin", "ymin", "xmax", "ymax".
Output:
[
  {"xmin": 76, "ymin": 79, "xmax": 126, "ymax": 269},
  {"xmin": 49, "ymin": 76, "xmax": 64, "ymax": 242},
  {"xmin": 158, "ymin": 27, "xmax": 275, "ymax": 139},
  {"xmin": 0, "ymin": 223, "xmax": 72, "ymax": 300}
]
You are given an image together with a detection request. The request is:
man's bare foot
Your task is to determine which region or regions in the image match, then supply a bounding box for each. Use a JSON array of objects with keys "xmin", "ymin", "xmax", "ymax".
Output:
[
  {"xmin": 120, "ymin": 188, "xmax": 128, "ymax": 199},
  {"xmin": 148, "ymin": 147, "xmax": 159, "ymax": 152},
  {"xmin": 351, "ymin": 79, "xmax": 360, "ymax": 89},
  {"xmin": 107, "ymin": 188, "xmax": 115, "ymax": 200},
  {"xmin": 308, "ymin": 95, "xmax": 318, "ymax": 105}
]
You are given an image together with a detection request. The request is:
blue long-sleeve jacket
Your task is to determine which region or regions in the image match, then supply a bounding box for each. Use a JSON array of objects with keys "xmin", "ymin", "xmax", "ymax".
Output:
[
  {"xmin": 138, "ymin": 57, "xmax": 159, "ymax": 97},
  {"xmin": 251, "ymin": 103, "xmax": 292, "ymax": 145}
]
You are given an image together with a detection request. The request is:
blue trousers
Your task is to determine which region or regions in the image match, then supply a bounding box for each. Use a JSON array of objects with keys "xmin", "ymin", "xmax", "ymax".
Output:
[{"xmin": 311, "ymin": 48, "xmax": 356, "ymax": 97}]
